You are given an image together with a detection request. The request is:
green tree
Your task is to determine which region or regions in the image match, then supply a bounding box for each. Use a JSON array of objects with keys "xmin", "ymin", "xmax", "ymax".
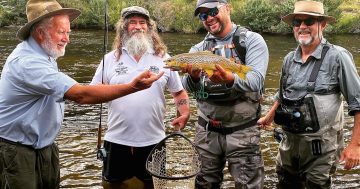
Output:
[{"xmin": 0, "ymin": 0, "xmax": 26, "ymax": 27}]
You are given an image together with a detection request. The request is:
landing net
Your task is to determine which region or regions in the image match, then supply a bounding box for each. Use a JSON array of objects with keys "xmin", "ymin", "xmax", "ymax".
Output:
[{"xmin": 146, "ymin": 132, "xmax": 201, "ymax": 189}]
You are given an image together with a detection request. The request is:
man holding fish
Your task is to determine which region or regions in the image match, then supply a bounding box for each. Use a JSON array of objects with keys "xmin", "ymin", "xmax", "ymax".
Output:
[{"xmin": 177, "ymin": 0, "xmax": 269, "ymax": 188}]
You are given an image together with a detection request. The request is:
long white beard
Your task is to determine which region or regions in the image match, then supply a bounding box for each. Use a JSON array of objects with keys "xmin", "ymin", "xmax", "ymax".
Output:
[
  {"xmin": 41, "ymin": 31, "xmax": 66, "ymax": 59},
  {"xmin": 124, "ymin": 31, "xmax": 153, "ymax": 57}
]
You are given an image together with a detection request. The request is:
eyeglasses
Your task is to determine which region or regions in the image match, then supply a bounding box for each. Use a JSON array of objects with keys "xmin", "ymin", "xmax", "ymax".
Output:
[
  {"xmin": 198, "ymin": 7, "xmax": 220, "ymax": 21},
  {"xmin": 291, "ymin": 18, "xmax": 318, "ymax": 27}
]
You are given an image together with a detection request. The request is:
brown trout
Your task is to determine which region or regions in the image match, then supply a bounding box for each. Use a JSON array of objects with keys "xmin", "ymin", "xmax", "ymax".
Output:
[{"xmin": 164, "ymin": 51, "xmax": 251, "ymax": 80}]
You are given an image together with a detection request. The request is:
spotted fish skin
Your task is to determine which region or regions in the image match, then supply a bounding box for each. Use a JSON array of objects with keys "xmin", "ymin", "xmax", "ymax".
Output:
[{"xmin": 164, "ymin": 51, "xmax": 251, "ymax": 80}]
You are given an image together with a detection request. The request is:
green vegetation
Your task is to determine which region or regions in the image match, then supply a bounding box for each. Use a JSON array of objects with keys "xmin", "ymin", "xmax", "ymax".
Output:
[{"xmin": 0, "ymin": 0, "xmax": 359, "ymax": 33}]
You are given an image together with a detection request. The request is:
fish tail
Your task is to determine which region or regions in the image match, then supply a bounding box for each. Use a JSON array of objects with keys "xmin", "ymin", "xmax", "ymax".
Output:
[
  {"xmin": 234, "ymin": 65, "xmax": 252, "ymax": 80},
  {"xmin": 241, "ymin": 65, "xmax": 252, "ymax": 73}
]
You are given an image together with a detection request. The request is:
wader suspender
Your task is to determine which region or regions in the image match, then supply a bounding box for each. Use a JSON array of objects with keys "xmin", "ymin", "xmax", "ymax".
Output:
[
  {"xmin": 232, "ymin": 26, "xmax": 247, "ymax": 64},
  {"xmin": 279, "ymin": 46, "xmax": 330, "ymax": 101},
  {"xmin": 203, "ymin": 26, "xmax": 248, "ymax": 64}
]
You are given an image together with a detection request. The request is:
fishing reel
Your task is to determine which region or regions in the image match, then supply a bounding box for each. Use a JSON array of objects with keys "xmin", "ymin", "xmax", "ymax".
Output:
[
  {"xmin": 97, "ymin": 147, "xmax": 107, "ymax": 161},
  {"xmin": 273, "ymin": 127, "xmax": 285, "ymax": 143}
]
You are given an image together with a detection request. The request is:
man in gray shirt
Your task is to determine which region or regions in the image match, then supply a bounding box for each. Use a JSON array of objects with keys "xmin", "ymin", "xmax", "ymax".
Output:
[
  {"xmin": 258, "ymin": 1, "xmax": 360, "ymax": 188},
  {"xmin": 181, "ymin": 0, "xmax": 269, "ymax": 188}
]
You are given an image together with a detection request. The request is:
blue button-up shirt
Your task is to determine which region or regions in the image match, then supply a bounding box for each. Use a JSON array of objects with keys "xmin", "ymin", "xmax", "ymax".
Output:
[{"xmin": 0, "ymin": 37, "xmax": 76, "ymax": 149}]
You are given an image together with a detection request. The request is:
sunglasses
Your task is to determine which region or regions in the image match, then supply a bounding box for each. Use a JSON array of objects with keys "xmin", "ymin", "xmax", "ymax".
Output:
[
  {"xmin": 291, "ymin": 18, "xmax": 318, "ymax": 27},
  {"xmin": 198, "ymin": 7, "xmax": 220, "ymax": 21}
]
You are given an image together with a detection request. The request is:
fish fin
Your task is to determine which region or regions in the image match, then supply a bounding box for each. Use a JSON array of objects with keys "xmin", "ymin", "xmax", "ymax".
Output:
[
  {"xmin": 163, "ymin": 66, "xmax": 181, "ymax": 71},
  {"xmin": 204, "ymin": 69, "xmax": 213, "ymax": 77},
  {"xmin": 234, "ymin": 65, "xmax": 252, "ymax": 80}
]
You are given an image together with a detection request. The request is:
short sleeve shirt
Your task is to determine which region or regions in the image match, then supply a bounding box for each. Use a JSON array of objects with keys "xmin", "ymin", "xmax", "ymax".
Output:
[
  {"xmin": 0, "ymin": 37, "xmax": 77, "ymax": 149},
  {"xmin": 90, "ymin": 49, "xmax": 183, "ymax": 147}
]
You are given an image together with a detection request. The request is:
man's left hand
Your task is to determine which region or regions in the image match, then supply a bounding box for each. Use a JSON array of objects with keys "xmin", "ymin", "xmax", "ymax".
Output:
[
  {"xmin": 209, "ymin": 64, "xmax": 234, "ymax": 86},
  {"xmin": 171, "ymin": 114, "xmax": 189, "ymax": 130}
]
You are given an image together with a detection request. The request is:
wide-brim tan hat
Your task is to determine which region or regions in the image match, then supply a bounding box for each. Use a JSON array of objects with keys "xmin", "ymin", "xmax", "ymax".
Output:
[
  {"xmin": 17, "ymin": 0, "xmax": 81, "ymax": 41},
  {"xmin": 282, "ymin": 0, "xmax": 335, "ymax": 25}
]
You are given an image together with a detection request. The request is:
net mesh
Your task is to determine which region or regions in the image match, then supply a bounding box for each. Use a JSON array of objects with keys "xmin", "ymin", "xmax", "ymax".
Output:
[{"xmin": 146, "ymin": 133, "xmax": 201, "ymax": 189}]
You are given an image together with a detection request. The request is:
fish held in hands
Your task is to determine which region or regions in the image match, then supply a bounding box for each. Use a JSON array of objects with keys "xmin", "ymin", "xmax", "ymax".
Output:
[{"xmin": 164, "ymin": 51, "xmax": 251, "ymax": 80}]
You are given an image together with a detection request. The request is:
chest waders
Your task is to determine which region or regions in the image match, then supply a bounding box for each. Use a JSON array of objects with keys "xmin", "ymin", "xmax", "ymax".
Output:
[
  {"xmin": 274, "ymin": 46, "xmax": 330, "ymax": 134},
  {"xmin": 197, "ymin": 26, "xmax": 261, "ymax": 134}
]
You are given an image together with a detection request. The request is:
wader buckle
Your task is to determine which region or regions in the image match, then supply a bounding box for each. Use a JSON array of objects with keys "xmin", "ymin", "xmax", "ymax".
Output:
[{"xmin": 208, "ymin": 117, "xmax": 222, "ymax": 127}]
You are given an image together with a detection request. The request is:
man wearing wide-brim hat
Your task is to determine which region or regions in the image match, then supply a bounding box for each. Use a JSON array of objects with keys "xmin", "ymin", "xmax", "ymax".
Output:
[
  {"xmin": 258, "ymin": 0, "xmax": 360, "ymax": 188},
  {"xmin": 0, "ymin": 0, "xmax": 164, "ymax": 188}
]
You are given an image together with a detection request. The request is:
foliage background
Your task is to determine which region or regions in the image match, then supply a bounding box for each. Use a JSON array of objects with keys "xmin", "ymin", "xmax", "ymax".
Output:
[{"xmin": 0, "ymin": 0, "xmax": 359, "ymax": 33}]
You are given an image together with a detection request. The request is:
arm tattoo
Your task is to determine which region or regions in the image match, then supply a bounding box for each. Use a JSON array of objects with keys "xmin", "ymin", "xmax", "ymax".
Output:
[{"xmin": 176, "ymin": 99, "xmax": 189, "ymax": 107}]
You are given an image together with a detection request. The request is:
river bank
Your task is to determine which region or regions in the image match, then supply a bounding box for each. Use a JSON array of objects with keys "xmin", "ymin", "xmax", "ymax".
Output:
[
  {"xmin": 1, "ymin": 0, "xmax": 359, "ymax": 34},
  {"xmin": 1, "ymin": 28, "xmax": 360, "ymax": 188}
]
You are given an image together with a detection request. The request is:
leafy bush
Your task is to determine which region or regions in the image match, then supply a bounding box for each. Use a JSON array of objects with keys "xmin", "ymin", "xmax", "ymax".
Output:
[
  {"xmin": 241, "ymin": 0, "xmax": 284, "ymax": 32},
  {"xmin": 333, "ymin": 14, "xmax": 360, "ymax": 33},
  {"xmin": 0, "ymin": 0, "xmax": 27, "ymax": 26},
  {"xmin": 0, "ymin": 0, "xmax": 358, "ymax": 33}
]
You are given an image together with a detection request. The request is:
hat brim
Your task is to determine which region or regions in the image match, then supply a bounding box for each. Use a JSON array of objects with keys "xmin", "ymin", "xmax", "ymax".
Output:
[
  {"xmin": 282, "ymin": 12, "xmax": 336, "ymax": 25},
  {"xmin": 17, "ymin": 8, "xmax": 81, "ymax": 41},
  {"xmin": 194, "ymin": 2, "xmax": 219, "ymax": 16},
  {"xmin": 122, "ymin": 12, "xmax": 149, "ymax": 19}
]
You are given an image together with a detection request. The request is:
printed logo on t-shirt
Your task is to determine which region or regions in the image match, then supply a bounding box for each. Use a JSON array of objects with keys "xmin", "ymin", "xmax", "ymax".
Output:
[
  {"xmin": 149, "ymin": 66, "xmax": 160, "ymax": 74},
  {"xmin": 115, "ymin": 62, "xmax": 128, "ymax": 75}
]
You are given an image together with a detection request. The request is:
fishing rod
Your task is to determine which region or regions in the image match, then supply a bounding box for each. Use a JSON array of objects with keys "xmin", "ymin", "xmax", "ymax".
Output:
[{"xmin": 96, "ymin": 0, "xmax": 108, "ymax": 161}]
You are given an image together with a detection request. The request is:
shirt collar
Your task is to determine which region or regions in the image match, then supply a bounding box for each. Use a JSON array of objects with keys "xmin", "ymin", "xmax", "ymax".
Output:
[{"xmin": 27, "ymin": 36, "xmax": 55, "ymax": 61}]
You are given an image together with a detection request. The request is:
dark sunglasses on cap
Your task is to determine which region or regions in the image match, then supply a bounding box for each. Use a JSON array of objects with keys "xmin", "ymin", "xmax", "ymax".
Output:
[
  {"xmin": 291, "ymin": 18, "xmax": 319, "ymax": 27},
  {"xmin": 198, "ymin": 7, "xmax": 220, "ymax": 21}
]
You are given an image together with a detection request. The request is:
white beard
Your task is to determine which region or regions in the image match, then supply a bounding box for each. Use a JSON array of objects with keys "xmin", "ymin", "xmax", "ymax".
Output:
[
  {"xmin": 297, "ymin": 37, "xmax": 313, "ymax": 46},
  {"xmin": 295, "ymin": 28, "xmax": 319, "ymax": 46},
  {"xmin": 123, "ymin": 30, "xmax": 153, "ymax": 57},
  {"xmin": 41, "ymin": 31, "xmax": 66, "ymax": 59}
]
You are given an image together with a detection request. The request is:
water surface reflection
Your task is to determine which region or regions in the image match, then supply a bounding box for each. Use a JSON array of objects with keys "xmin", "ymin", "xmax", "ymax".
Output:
[{"xmin": 1, "ymin": 28, "xmax": 360, "ymax": 188}]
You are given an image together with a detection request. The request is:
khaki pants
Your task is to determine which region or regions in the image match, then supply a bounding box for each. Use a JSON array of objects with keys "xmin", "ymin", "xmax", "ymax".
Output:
[{"xmin": 0, "ymin": 139, "xmax": 60, "ymax": 189}]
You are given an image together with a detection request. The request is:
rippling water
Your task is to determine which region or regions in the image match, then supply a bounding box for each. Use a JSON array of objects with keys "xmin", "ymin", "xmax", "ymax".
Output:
[{"xmin": 1, "ymin": 28, "xmax": 360, "ymax": 188}]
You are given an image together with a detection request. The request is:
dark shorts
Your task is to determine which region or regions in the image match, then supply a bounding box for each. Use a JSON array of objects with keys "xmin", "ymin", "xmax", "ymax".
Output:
[
  {"xmin": 102, "ymin": 141, "xmax": 156, "ymax": 184},
  {"xmin": 0, "ymin": 139, "xmax": 60, "ymax": 189}
]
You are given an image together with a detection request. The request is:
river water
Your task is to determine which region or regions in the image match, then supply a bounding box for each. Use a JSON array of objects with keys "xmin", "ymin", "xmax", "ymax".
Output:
[{"xmin": 0, "ymin": 28, "xmax": 360, "ymax": 188}]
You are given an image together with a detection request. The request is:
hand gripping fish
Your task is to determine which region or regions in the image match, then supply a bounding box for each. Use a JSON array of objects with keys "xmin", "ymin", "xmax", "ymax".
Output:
[{"xmin": 163, "ymin": 51, "xmax": 251, "ymax": 80}]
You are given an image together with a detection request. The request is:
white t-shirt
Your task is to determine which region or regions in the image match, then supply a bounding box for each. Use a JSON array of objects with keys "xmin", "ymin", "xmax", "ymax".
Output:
[{"xmin": 90, "ymin": 48, "xmax": 183, "ymax": 147}]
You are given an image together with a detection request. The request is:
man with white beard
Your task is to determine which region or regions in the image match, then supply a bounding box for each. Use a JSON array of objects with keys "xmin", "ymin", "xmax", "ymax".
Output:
[
  {"xmin": 90, "ymin": 6, "xmax": 190, "ymax": 189},
  {"xmin": 0, "ymin": 1, "xmax": 165, "ymax": 189},
  {"xmin": 258, "ymin": 1, "xmax": 360, "ymax": 188}
]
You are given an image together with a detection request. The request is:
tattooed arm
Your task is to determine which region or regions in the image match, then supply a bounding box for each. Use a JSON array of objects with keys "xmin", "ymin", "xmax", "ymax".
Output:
[{"xmin": 171, "ymin": 89, "xmax": 190, "ymax": 130}]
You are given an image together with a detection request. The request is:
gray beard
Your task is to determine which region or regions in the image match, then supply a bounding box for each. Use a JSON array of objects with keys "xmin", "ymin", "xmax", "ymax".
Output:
[
  {"xmin": 297, "ymin": 36, "xmax": 314, "ymax": 46},
  {"xmin": 123, "ymin": 31, "xmax": 153, "ymax": 57},
  {"xmin": 41, "ymin": 31, "xmax": 66, "ymax": 59}
]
